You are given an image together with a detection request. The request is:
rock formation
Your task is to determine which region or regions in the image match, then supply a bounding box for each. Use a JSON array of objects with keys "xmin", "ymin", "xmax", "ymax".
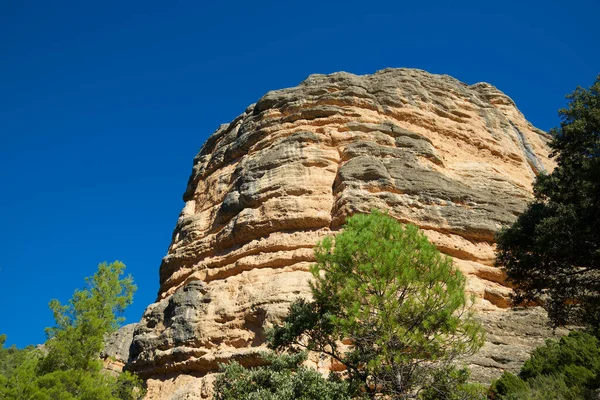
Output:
[
  {"xmin": 101, "ymin": 323, "xmax": 136, "ymax": 375},
  {"xmin": 127, "ymin": 68, "xmax": 560, "ymax": 398}
]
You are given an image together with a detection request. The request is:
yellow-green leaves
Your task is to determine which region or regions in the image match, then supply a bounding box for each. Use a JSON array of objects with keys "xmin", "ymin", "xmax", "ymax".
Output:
[{"xmin": 0, "ymin": 261, "xmax": 144, "ymax": 400}]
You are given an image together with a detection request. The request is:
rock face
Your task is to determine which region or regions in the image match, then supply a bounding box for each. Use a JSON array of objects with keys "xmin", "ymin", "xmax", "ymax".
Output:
[
  {"xmin": 468, "ymin": 307, "xmax": 567, "ymax": 383},
  {"xmin": 101, "ymin": 323, "xmax": 136, "ymax": 374},
  {"xmin": 128, "ymin": 68, "xmax": 558, "ymax": 398}
]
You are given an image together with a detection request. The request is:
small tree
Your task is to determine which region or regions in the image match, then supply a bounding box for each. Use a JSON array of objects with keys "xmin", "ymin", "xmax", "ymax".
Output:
[
  {"xmin": 496, "ymin": 75, "xmax": 600, "ymax": 332},
  {"xmin": 0, "ymin": 261, "xmax": 144, "ymax": 400},
  {"xmin": 269, "ymin": 211, "xmax": 485, "ymax": 398}
]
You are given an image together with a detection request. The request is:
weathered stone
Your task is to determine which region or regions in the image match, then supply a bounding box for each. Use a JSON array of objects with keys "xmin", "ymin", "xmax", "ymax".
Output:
[
  {"xmin": 128, "ymin": 68, "xmax": 557, "ymax": 398},
  {"xmin": 466, "ymin": 307, "xmax": 569, "ymax": 384},
  {"xmin": 101, "ymin": 323, "xmax": 136, "ymax": 374}
]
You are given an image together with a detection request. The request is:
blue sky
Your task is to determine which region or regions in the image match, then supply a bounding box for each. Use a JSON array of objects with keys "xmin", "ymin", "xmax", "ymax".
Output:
[{"xmin": 0, "ymin": 0, "xmax": 598, "ymax": 348}]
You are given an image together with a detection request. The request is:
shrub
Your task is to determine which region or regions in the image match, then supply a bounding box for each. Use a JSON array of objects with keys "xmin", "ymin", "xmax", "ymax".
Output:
[
  {"xmin": 213, "ymin": 352, "xmax": 351, "ymax": 400},
  {"xmin": 489, "ymin": 331, "xmax": 600, "ymax": 399}
]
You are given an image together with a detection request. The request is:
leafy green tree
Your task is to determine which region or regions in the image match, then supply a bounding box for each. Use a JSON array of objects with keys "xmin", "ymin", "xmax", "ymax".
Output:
[
  {"xmin": 496, "ymin": 76, "xmax": 600, "ymax": 331},
  {"xmin": 418, "ymin": 367, "xmax": 487, "ymax": 400},
  {"xmin": 39, "ymin": 261, "xmax": 136, "ymax": 374},
  {"xmin": 213, "ymin": 352, "xmax": 351, "ymax": 400},
  {"xmin": 0, "ymin": 261, "xmax": 144, "ymax": 400},
  {"xmin": 31, "ymin": 369, "xmax": 126, "ymax": 400},
  {"xmin": 489, "ymin": 331, "xmax": 600, "ymax": 400},
  {"xmin": 0, "ymin": 334, "xmax": 36, "ymax": 379},
  {"xmin": 269, "ymin": 211, "xmax": 485, "ymax": 399}
]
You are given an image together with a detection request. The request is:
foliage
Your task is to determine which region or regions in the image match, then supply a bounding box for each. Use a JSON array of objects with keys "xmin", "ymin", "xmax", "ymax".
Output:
[
  {"xmin": 30, "ymin": 369, "xmax": 127, "ymax": 400},
  {"xmin": 418, "ymin": 366, "xmax": 487, "ymax": 400},
  {"xmin": 269, "ymin": 211, "xmax": 485, "ymax": 398},
  {"xmin": 496, "ymin": 75, "xmax": 600, "ymax": 331},
  {"xmin": 489, "ymin": 331, "xmax": 600, "ymax": 399},
  {"xmin": 0, "ymin": 261, "xmax": 144, "ymax": 400},
  {"xmin": 213, "ymin": 352, "xmax": 351, "ymax": 400},
  {"xmin": 39, "ymin": 261, "xmax": 136, "ymax": 373},
  {"xmin": 0, "ymin": 337, "xmax": 41, "ymax": 399}
]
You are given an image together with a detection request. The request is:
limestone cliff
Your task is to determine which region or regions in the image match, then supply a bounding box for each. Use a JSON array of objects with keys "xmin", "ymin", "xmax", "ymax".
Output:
[{"xmin": 128, "ymin": 68, "xmax": 561, "ymax": 398}]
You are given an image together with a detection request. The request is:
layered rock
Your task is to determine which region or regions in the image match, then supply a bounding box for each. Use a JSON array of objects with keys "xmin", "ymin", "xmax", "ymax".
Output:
[
  {"xmin": 468, "ymin": 307, "xmax": 567, "ymax": 383},
  {"xmin": 101, "ymin": 323, "xmax": 136, "ymax": 375},
  {"xmin": 128, "ymin": 68, "xmax": 557, "ymax": 398}
]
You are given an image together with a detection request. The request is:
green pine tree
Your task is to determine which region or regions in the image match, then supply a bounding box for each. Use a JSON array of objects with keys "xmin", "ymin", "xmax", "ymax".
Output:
[{"xmin": 269, "ymin": 211, "xmax": 485, "ymax": 399}]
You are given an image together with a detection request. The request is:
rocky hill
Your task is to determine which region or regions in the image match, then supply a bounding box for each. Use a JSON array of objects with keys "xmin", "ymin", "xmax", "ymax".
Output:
[{"xmin": 121, "ymin": 68, "xmax": 564, "ymax": 399}]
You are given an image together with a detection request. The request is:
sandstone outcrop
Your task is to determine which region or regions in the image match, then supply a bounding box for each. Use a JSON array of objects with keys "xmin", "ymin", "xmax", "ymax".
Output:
[
  {"xmin": 128, "ymin": 68, "xmax": 557, "ymax": 398},
  {"xmin": 468, "ymin": 307, "xmax": 567, "ymax": 383},
  {"xmin": 101, "ymin": 323, "xmax": 136, "ymax": 375}
]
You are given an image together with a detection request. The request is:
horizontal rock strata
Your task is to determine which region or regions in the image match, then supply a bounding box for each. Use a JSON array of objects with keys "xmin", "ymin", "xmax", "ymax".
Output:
[{"xmin": 128, "ymin": 68, "xmax": 555, "ymax": 399}]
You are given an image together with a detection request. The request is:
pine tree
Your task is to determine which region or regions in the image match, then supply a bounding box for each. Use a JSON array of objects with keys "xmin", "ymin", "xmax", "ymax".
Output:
[
  {"xmin": 0, "ymin": 261, "xmax": 144, "ymax": 400},
  {"xmin": 269, "ymin": 211, "xmax": 485, "ymax": 398}
]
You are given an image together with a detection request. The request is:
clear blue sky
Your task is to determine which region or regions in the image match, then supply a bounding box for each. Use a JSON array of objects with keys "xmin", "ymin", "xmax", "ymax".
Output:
[{"xmin": 1, "ymin": 0, "xmax": 598, "ymax": 348}]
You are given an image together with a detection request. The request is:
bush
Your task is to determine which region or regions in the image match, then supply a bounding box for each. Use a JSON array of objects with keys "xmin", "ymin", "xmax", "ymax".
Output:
[
  {"xmin": 489, "ymin": 331, "xmax": 600, "ymax": 399},
  {"xmin": 213, "ymin": 352, "xmax": 351, "ymax": 400},
  {"xmin": 495, "ymin": 75, "xmax": 600, "ymax": 331},
  {"xmin": 489, "ymin": 372, "xmax": 531, "ymax": 399}
]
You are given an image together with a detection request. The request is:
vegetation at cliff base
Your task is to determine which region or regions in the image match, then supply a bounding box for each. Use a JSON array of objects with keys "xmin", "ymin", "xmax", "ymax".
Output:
[
  {"xmin": 215, "ymin": 211, "xmax": 486, "ymax": 399},
  {"xmin": 0, "ymin": 261, "xmax": 144, "ymax": 400},
  {"xmin": 496, "ymin": 75, "xmax": 600, "ymax": 332},
  {"xmin": 489, "ymin": 331, "xmax": 600, "ymax": 399},
  {"xmin": 214, "ymin": 352, "xmax": 351, "ymax": 400}
]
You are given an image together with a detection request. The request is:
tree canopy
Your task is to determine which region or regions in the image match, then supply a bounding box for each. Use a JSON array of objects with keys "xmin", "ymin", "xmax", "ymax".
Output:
[
  {"xmin": 496, "ymin": 76, "xmax": 600, "ymax": 332},
  {"xmin": 268, "ymin": 211, "xmax": 485, "ymax": 399},
  {"xmin": 0, "ymin": 261, "xmax": 144, "ymax": 400},
  {"xmin": 39, "ymin": 261, "xmax": 135, "ymax": 374},
  {"xmin": 214, "ymin": 352, "xmax": 351, "ymax": 400}
]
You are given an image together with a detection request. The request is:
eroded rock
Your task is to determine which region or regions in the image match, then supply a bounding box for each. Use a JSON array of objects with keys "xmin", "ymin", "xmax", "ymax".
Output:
[
  {"xmin": 102, "ymin": 323, "xmax": 136, "ymax": 374},
  {"xmin": 128, "ymin": 68, "xmax": 556, "ymax": 398}
]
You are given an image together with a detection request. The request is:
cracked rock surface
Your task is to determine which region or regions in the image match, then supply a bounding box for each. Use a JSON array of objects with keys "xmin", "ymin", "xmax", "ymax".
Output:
[{"xmin": 127, "ymin": 68, "xmax": 557, "ymax": 398}]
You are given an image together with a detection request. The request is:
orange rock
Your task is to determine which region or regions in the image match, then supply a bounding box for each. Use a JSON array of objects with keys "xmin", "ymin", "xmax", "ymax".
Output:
[{"xmin": 126, "ymin": 68, "xmax": 556, "ymax": 399}]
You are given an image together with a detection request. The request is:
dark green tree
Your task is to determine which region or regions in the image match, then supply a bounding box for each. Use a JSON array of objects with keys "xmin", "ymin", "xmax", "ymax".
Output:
[
  {"xmin": 489, "ymin": 331, "xmax": 600, "ymax": 399},
  {"xmin": 269, "ymin": 211, "xmax": 485, "ymax": 399},
  {"xmin": 0, "ymin": 335, "xmax": 36, "ymax": 380},
  {"xmin": 496, "ymin": 76, "xmax": 600, "ymax": 331}
]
